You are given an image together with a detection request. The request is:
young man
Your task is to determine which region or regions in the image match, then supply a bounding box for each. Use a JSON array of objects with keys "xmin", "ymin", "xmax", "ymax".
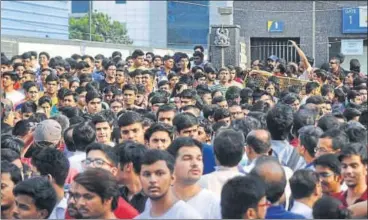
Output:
[
  {"xmin": 122, "ymin": 84, "xmax": 139, "ymax": 110},
  {"xmin": 128, "ymin": 49, "xmax": 145, "ymax": 72},
  {"xmin": 179, "ymin": 89, "xmax": 197, "ymax": 107},
  {"xmin": 1, "ymin": 161, "xmax": 22, "ymax": 219},
  {"xmin": 289, "ymin": 170, "xmax": 323, "ymax": 219},
  {"xmin": 63, "ymin": 90, "xmax": 78, "ymax": 108},
  {"xmin": 99, "ymin": 61, "xmax": 116, "ymax": 92},
  {"xmin": 136, "ymin": 149, "xmax": 201, "ymax": 219},
  {"xmin": 31, "ymin": 148, "xmax": 69, "ymax": 219},
  {"xmin": 228, "ymin": 102, "xmax": 245, "ymax": 120},
  {"xmin": 114, "ymin": 142, "xmax": 148, "ymax": 213},
  {"xmin": 297, "ymin": 125, "xmax": 324, "ymax": 170},
  {"xmin": 167, "ymin": 137, "xmax": 221, "ymax": 218},
  {"xmin": 156, "ymin": 104, "xmax": 177, "ymax": 126},
  {"xmin": 85, "ymin": 90, "xmax": 102, "ymax": 115},
  {"xmin": 45, "ymin": 74, "xmax": 59, "ymax": 106},
  {"xmin": 2, "ymin": 71, "xmax": 25, "ymax": 106},
  {"xmin": 92, "ymin": 114, "xmax": 114, "ymax": 146},
  {"xmin": 144, "ymin": 123, "xmax": 174, "ymax": 150},
  {"xmin": 211, "ymin": 67, "xmax": 231, "ymax": 95},
  {"xmin": 221, "ymin": 175, "xmax": 268, "ymax": 219},
  {"xmin": 13, "ymin": 177, "xmax": 57, "ymax": 219},
  {"xmin": 316, "ymin": 128, "xmax": 348, "ymax": 158},
  {"xmin": 118, "ymin": 111, "xmax": 145, "ymax": 144},
  {"xmin": 157, "ymin": 55, "xmax": 174, "ymax": 81},
  {"xmin": 337, "ymin": 146, "xmax": 367, "ymax": 207}
]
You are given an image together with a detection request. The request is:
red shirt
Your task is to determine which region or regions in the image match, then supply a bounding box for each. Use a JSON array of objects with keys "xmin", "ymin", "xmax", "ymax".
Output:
[
  {"xmin": 65, "ymin": 197, "xmax": 138, "ymax": 219},
  {"xmin": 289, "ymin": 138, "xmax": 299, "ymax": 148},
  {"xmin": 336, "ymin": 188, "xmax": 368, "ymax": 207}
]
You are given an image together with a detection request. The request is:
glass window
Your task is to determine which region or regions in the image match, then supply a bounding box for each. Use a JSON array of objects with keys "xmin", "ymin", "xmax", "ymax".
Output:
[
  {"xmin": 71, "ymin": 0, "xmax": 90, "ymax": 14},
  {"xmin": 116, "ymin": 0, "xmax": 127, "ymax": 4}
]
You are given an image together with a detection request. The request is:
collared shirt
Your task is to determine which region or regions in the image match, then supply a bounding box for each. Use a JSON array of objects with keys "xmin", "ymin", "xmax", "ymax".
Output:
[
  {"xmin": 271, "ymin": 140, "xmax": 306, "ymax": 171},
  {"xmin": 198, "ymin": 166, "xmax": 244, "ymax": 197},
  {"xmin": 266, "ymin": 205, "xmax": 305, "ymax": 219},
  {"xmin": 290, "ymin": 201, "xmax": 313, "ymax": 219},
  {"xmin": 336, "ymin": 188, "xmax": 368, "ymax": 207},
  {"xmin": 49, "ymin": 197, "xmax": 67, "ymax": 219},
  {"xmin": 120, "ymin": 186, "xmax": 148, "ymax": 213},
  {"xmin": 305, "ymin": 163, "xmax": 315, "ymax": 171}
]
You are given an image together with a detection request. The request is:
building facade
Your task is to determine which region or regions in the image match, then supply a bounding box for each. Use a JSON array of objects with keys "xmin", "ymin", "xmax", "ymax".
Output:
[
  {"xmin": 1, "ymin": 0, "xmax": 69, "ymax": 40},
  {"xmin": 233, "ymin": 1, "xmax": 367, "ymax": 72}
]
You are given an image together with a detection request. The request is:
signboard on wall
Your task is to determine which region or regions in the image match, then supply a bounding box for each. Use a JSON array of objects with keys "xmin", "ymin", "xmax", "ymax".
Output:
[
  {"xmin": 267, "ymin": 21, "xmax": 284, "ymax": 32},
  {"xmin": 342, "ymin": 6, "xmax": 368, "ymax": 34},
  {"xmin": 341, "ymin": 39, "xmax": 364, "ymax": 55}
]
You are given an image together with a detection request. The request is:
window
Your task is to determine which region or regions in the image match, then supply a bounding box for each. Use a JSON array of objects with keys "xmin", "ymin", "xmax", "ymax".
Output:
[
  {"xmin": 71, "ymin": 0, "xmax": 90, "ymax": 14},
  {"xmin": 116, "ymin": 0, "xmax": 126, "ymax": 4}
]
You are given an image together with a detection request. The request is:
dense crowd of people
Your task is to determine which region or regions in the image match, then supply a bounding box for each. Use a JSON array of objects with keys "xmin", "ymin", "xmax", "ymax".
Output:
[{"xmin": 1, "ymin": 42, "xmax": 367, "ymax": 219}]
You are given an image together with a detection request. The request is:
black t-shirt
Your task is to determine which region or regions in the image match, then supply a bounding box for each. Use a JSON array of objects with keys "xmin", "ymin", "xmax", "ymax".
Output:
[{"xmin": 119, "ymin": 186, "xmax": 148, "ymax": 213}]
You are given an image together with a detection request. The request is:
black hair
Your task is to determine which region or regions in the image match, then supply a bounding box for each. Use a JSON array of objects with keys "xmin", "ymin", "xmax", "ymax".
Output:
[
  {"xmin": 320, "ymin": 128, "xmax": 349, "ymax": 151},
  {"xmin": 246, "ymin": 130, "xmax": 271, "ymax": 154},
  {"xmin": 338, "ymin": 145, "xmax": 367, "ymax": 165},
  {"xmin": 212, "ymin": 96, "xmax": 226, "ymax": 105},
  {"xmin": 321, "ymin": 84, "xmax": 334, "ymax": 97},
  {"xmin": 306, "ymin": 95, "xmax": 324, "ymax": 105},
  {"xmin": 225, "ymin": 86, "xmax": 241, "ymax": 102},
  {"xmin": 1, "ymin": 161, "xmax": 22, "ymax": 185},
  {"xmin": 214, "ymin": 129, "xmax": 245, "ymax": 167},
  {"xmin": 221, "ymin": 175, "xmax": 267, "ymax": 219},
  {"xmin": 213, "ymin": 108, "xmax": 231, "ymax": 122},
  {"xmin": 115, "ymin": 141, "xmax": 147, "ymax": 174},
  {"xmin": 1, "ymin": 135, "xmax": 24, "ymax": 154},
  {"xmin": 131, "ymin": 49, "xmax": 145, "ymax": 59},
  {"xmin": 79, "ymin": 73, "xmax": 92, "ymax": 85},
  {"xmin": 11, "ymin": 120, "xmax": 32, "ymax": 137},
  {"xmin": 59, "ymin": 106, "xmax": 83, "ymax": 119},
  {"xmin": 172, "ymin": 112, "xmax": 198, "ymax": 133},
  {"xmin": 122, "ymin": 83, "xmax": 138, "ymax": 94},
  {"xmin": 28, "ymin": 113, "xmax": 48, "ymax": 123},
  {"xmin": 1, "ymin": 148, "xmax": 20, "ymax": 163},
  {"xmin": 317, "ymin": 114, "xmax": 341, "ymax": 132},
  {"xmin": 73, "ymin": 168, "xmax": 119, "ymax": 211},
  {"xmin": 20, "ymin": 101, "xmax": 37, "ymax": 114},
  {"xmin": 290, "ymin": 169, "xmax": 320, "ymax": 199},
  {"xmin": 2, "ymin": 71, "xmax": 19, "ymax": 82},
  {"xmin": 64, "ymin": 125, "xmax": 76, "ymax": 152},
  {"xmin": 144, "ymin": 123, "xmax": 174, "ymax": 141},
  {"xmin": 247, "ymin": 111, "xmax": 267, "ymax": 129},
  {"xmin": 85, "ymin": 90, "xmax": 102, "ymax": 104},
  {"xmin": 85, "ymin": 143, "xmax": 119, "ymax": 167},
  {"xmin": 344, "ymin": 121, "xmax": 367, "ymax": 145},
  {"xmin": 305, "ymin": 81, "xmax": 320, "ymax": 95},
  {"xmin": 167, "ymin": 137, "xmax": 202, "ymax": 158},
  {"xmin": 313, "ymin": 154, "xmax": 341, "ymax": 175},
  {"xmin": 13, "ymin": 177, "xmax": 57, "ymax": 218},
  {"xmin": 23, "ymin": 81, "xmax": 38, "ymax": 92},
  {"xmin": 140, "ymin": 149, "xmax": 175, "ymax": 174},
  {"xmin": 118, "ymin": 111, "xmax": 143, "ymax": 128},
  {"xmin": 31, "ymin": 148, "xmax": 70, "ymax": 187},
  {"xmin": 22, "ymin": 51, "xmax": 32, "ymax": 60},
  {"xmin": 313, "ymin": 196, "xmax": 352, "ymax": 219},
  {"xmin": 45, "ymin": 73, "xmax": 59, "ymax": 83},
  {"xmin": 298, "ymin": 125, "xmax": 323, "ymax": 157},
  {"xmin": 72, "ymin": 121, "xmax": 96, "ymax": 152},
  {"xmin": 230, "ymin": 117, "xmax": 262, "ymax": 140},
  {"xmin": 266, "ymin": 104, "xmax": 294, "ymax": 140}
]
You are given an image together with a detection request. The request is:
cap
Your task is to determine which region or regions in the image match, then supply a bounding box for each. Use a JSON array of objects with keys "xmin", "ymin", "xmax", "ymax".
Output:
[
  {"xmin": 33, "ymin": 119, "xmax": 62, "ymax": 144},
  {"xmin": 267, "ymin": 55, "xmax": 279, "ymax": 62}
]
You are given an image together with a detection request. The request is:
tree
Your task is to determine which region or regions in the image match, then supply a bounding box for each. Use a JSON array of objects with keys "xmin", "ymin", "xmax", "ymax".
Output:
[{"xmin": 69, "ymin": 11, "xmax": 133, "ymax": 45}]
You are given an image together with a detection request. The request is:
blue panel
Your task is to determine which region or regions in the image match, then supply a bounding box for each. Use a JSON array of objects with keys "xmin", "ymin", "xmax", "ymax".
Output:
[
  {"xmin": 342, "ymin": 7, "xmax": 368, "ymax": 34},
  {"xmin": 268, "ymin": 21, "xmax": 284, "ymax": 33},
  {"xmin": 167, "ymin": 1, "xmax": 209, "ymax": 49},
  {"xmin": 116, "ymin": 0, "xmax": 126, "ymax": 4},
  {"xmin": 72, "ymin": 0, "xmax": 90, "ymax": 14}
]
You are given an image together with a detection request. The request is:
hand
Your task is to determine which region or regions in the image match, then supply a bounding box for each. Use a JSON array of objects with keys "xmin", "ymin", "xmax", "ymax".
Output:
[{"xmin": 288, "ymin": 40, "xmax": 297, "ymax": 46}]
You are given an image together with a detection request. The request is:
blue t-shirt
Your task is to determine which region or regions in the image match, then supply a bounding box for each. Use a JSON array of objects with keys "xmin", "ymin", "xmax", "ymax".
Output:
[
  {"xmin": 266, "ymin": 205, "xmax": 305, "ymax": 219},
  {"xmin": 202, "ymin": 143, "xmax": 216, "ymax": 174}
]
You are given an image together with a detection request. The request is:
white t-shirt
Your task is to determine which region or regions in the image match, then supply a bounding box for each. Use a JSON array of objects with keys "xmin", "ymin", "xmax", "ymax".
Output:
[
  {"xmin": 5, "ymin": 90, "xmax": 25, "ymax": 106},
  {"xmin": 187, "ymin": 189, "xmax": 221, "ymax": 219},
  {"xmin": 136, "ymin": 200, "xmax": 202, "ymax": 219}
]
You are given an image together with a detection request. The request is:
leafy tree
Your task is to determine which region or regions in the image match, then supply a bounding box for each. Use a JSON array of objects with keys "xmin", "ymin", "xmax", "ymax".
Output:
[{"xmin": 69, "ymin": 10, "xmax": 133, "ymax": 45}]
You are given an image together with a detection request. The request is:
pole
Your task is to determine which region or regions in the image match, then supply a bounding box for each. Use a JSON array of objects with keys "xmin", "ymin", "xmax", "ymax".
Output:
[
  {"xmin": 89, "ymin": 0, "xmax": 92, "ymax": 41},
  {"xmin": 312, "ymin": 1, "xmax": 316, "ymax": 61}
]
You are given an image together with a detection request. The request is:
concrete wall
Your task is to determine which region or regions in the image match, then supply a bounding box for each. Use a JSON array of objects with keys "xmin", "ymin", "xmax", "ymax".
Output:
[
  {"xmin": 1, "ymin": 1, "xmax": 69, "ymax": 40},
  {"xmin": 233, "ymin": 1, "xmax": 367, "ymax": 68}
]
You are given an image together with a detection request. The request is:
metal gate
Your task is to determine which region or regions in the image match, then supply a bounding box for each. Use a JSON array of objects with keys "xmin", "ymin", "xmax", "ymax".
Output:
[{"xmin": 250, "ymin": 38, "xmax": 300, "ymax": 63}]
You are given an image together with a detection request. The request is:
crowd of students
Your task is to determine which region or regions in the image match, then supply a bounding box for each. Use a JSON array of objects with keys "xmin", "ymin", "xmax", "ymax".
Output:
[{"xmin": 1, "ymin": 43, "xmax": 367, "ymax": 219}]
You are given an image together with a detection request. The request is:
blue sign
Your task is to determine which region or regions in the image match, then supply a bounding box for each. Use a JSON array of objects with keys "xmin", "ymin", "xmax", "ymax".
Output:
[
  {"xmin": 268, "ymin": 21, "xmax": 284, "ymax": 32},
  {"xmin": 342, "ymin": 7, "xmax": 367, "ymax": 34}
]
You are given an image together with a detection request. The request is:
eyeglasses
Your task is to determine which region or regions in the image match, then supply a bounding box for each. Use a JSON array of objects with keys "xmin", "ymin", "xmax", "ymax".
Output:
[
  {"xmin": 82, "ymin": 158, "xmax": 114, "ymax": 168},
  {"xmin": 317, "ymin": 172, "xmax": 334, "ymax": 178},
  {"xmin": 330, "ymin": 62, "xmax": 337, "ymax": 64},
  {"xmin": 258, "ymin": 201, "xmax": 271, "ymax": 207},
  {"xmin": 314, "ymin": 147, "xmax": 329, "ymax": 153}
]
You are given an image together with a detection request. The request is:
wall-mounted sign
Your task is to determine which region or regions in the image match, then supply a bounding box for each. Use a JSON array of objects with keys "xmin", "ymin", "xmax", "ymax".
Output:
[
  {"xmin": 267, "ymin": 21, "xmax": 284, "ymax": 32},
  {"xmin": 342, "ymin": 6, "xmax": 367, "ymax": 34},
  {"xmin": 341, "ymin": 39, "xmax": 364, "ymax": 55}
]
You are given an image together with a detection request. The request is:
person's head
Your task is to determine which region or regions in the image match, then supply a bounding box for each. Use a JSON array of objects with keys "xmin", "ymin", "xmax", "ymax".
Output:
[
  {"xmin": 289, "ymin": 170, "xmax": 322, "ymax": 203},
  {"xmin": 344, "ymin": 121, "xmax": 367, "ymax": 146},
  {"xmin": 245, "ymin": 129, "xmax": 271, "ymax": 161},
  {"xmin": 173, "ymin": 112, "xmax": 199, "ymax": 139},
  {"xmin": 192, "ymin": 51, "xmax": 204, "ymax": 65},
  {"xmin": 266, "ymin": 104, "xmax": 294, "ymax": 140},
  {"xmin": 329, "ymin": 57, "xmax": 341, "ymax": 70},
  {"xmin": 37, "ymin": 96, "xmax": 52, "ymax": 118},
  {"xmin": 2, "ymin": 71, "xmax": 19, "ymax": 89},
  {"xmin": 13, "ymin": 177, "xmax": 57, "ymax": 219},
  {"xmin": 91, "ymin": 114, "xmax": 113, "ymax": 144},
  {"xmin": 313, "ymin": 195, "xmax": 353, "ymax": 219},
  {"xmin": 118, "ymin": 111, "xmax": 145, "ymax": 144},
  {"xmin": 230, "ymin": 117, "xmax": 262, "ymax": 141},
  {"xmin": 73, "ymin": 121, "xmax": 96, "ymax": 152},
  {"xmin": 297, "ymin": 125, "xmax": 323, "ymax": 160},
  {"xmin": 156, "ymin": 104, "xmax": 176, "ymax": 126},
  {"xmin": 316, "ymin": 128, "xmax": 348, "ymax": 157},
  {"xmin": 139, "ymin": 149, "xmax": 175, "ymax": 201},
  {"xmin": 62, "ymin": 90, "xmax": 78, "ymax": 108},
  {"xmin": 317, "ymin": 114, "xmax": 341, "ymax": 132},
  {"xmin": 31, "ymin": 148, "xmax": 69, "ymax": 189},
  {"xmin": 212, "ymin": 95, "xmax": 228, "ymax": 109},
  {"xmin": 45, "ymin": 74, "xmax": 59, "ymax": 95},
  {"xmin": 23, "ymin": 81, "xmax": 39, "ymax": 102},
  {"xmin": 218, "ymin": 67, "xmax": 230, "ymax": 84},
  {"xmin": 72, "ymin": 168, "xmax": 119, "ymax": 219},
  {"xmin": 213, "ymin": 108, "xmax": 231, "ymax": 126},
  {"xmin": 144, "ymin": 123, "xmax": 174, "ymax": 150},
  {"xmin": 250, "ymin": 156, "xmax": 286, "ymax": 204},
  {"xmin": 179, "ymin": 89, "xmax": 196, "ymax": 107},
  {"xmin": 131, "ymin": 49, "xmax": 145, "ymax": 67},
  {"xmin": 347, "ymin": 90, "xmax": 362, "ymax": 105},
  {"xmin": 214, "ymin": 129, "xmax": 245, "ymax": 167},
  {"xmin": 228, "ymin": 103, "xmax": 244, "ymax": 120},
  {"xmin": 167, "ymin": 137, "xmax": 203, "ymax": 185},
  {"xmin": 85, "ymin": 90, "xmax": 102, "ymax": 115},
  {"xmin": 305, "ymin": 81, "xmax": 320, "ymax": 96},
  {"xmin": 338, "ymin": 146, "xmax": 367, "ymax": 189},
  {"xmin": 20, "ymin": 101, "xmax": 37, "ymax": 120},
  {"xmin": 314, "ymin": 154, "xmax": 342, "ymax": 194},
  {"xmin": 122, "ymin": 83, "xmax": 137, "ymax": 107},
  {"xmin": 1, "ymin": 161, "xmax": 22, "ymax": 215},
  {"xmin": 84, "ymin": 143, "xmax": 119, "ymax": 177}
]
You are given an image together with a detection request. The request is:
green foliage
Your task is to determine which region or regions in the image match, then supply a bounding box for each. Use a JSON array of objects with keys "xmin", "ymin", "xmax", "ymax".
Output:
[{"xmin": 69, "ymin": 11, "xmax": 133, "ymax": 45}]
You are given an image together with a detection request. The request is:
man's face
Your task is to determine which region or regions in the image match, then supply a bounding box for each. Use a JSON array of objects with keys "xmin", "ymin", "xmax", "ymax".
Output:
[
  {"xmin": 40, "ymin": 71, "xmax": 50, "ymax": 84},
  {"xmin": 127, "ymin": 59, "xmax": 134, "ymax": 67},
  {"xmin": 95, "ymin": 122, "xmax": 112, "ymax": 144},
  {"xmin": 141, "ymin": 74, "xmax": 151, "ymax": 86},
  {"xmin": 315, "ymin": 138, "xmax": 338, "ymax": 158},
  {"xmin": 260, "ymin": 95, "xmax": 275, "ymax": 108},
  {"xmin": 148, "ymin": 131, "xmax": 172, "ymax": 150},
  {"xmin": 15, "ymin": 66, "xmax": 25, "ymax": 78},
  {"xmin": 218, "ymin": 117, "xmax": 231, "ymax": 126},
  {"xmin": 359, "ymin": 89, "xmax": 367, "ymax": 103},
  {"xmin": 229, "ymin": 105, "xmax": 244, "ymax": 120},
  {"xmin": 153, "ymin": 58, "xmax": 162, "ymax": 68},
  {"xmin": 218, "ymin": 100, "xmax": 228, "ymax": 109},
  {"xmin": 106, "ymin": 65, "xmax": 116, "ymax": 78},
  {"xmin": 73, "ymin": 182, "xmax": 111, "ymax": 219},
  {"xmin": 83, "ymin": 58, "xmax": 94, "ymax": 71},
  {"xmin": 341, "ymin": 155, "xmax": 367, "ymax": 188},
  {"xmin": 159, "ymin": 84, "xmax": 170, "ymax": 93},
  {"xmin": 134, "ymin": 75, "xmax": 143, "ymax": 85},
  {"xmin": 67, "ymin": 182, "xmax": 82, "ymax": 219},
  {"xmin": 180, "ymin": 98, "xmax": 194, "ymax": 107},
  {"xmin": 164, "ymin": 59, "xmax": 174, "ymax": 69},
  {"xmin": 135, "ymin": 93, "xmax": 144, "ymax": 106},
  {"xmin": 46, "ymin": 81, "xmax": 58, "ymax": 95},
  {"xmin": 63, "ymin": 95, "xmax": 77, "ymax": 107},
  {"xmin": 84, "ymin": 150, "xmax": 116, "ymax": 175},
  {"xmin": 157, "ymin": 111, "xmax": 175, "ymax": 126},
  {"xmin": 123, "ymin": 90, "xmax": 136, "ymax": 106},
  {"xmin": 193, "ymin": 56, "xmax": 202, "ymax": 65},
  {"xmin": 21, "ymin": 74, "xmax": 34, "ymax": 85},
  {"xmin": 178, "ymin": 125, "xmax": 199, "ymax": 140},
  {"xmin": 329, "ymin": 59, "xmax": 339, "ymax": 70},
  {"xmin": 26, "ymin": 86, "xmax": 39, "ymax": 102},
  {"xmin": 315, "ymin": 165, "xmax": 342, "ymax": 194},
  {"xmin": 218, "ymin": 70, "xmax": 230, "ymax": 83},
  {"xmin": 55, "ymin": 66, "xmax": 65, "ymax": 76},
  {"xmin": 345, "ymin": 73, "xmax": 354, "ymax": 85},
  {"xmin": 87, "ymin": 98, "xmax": 102, "ymax": 115},
  {"xmin": 146, "ymin": 54, "xmax": 153, "ymax": 63},
  {"xmin": 229, "ymin": 70, "xmax": 236, "ymax": 81},
  {"xmin": 103, "ymin": 92, "xmax": 114, "ymax": 103},
  {"xmin": 2, "ymin": 75, "xmax": 14, "ymax": 88},
  {"xmin": 351, "ymin": 95, "xmax": 362, "ymax": 105},
  {"xmin": 39, "ymin": 55, "xmax": 49, "ymax": 67},
  {"xmin": 1, "ymin": 173, "xmax": 16, "ymax": 211},
  {"xmin": 13, "ymin": 194, "xmax": 48, "ymax": 219},
  {"xmin": 197, "ymin": 126, "xmax": 209, "ymax": 144},
  {"xmin": 134, "ymin": 56, "xmax": 144, "ymax": 67},
  {"xmin": 179, "ymin": 58, "xmax": 189, "ymax": 69},
  {"xmin": 197, "ymin": 77, "xmax": 207, "ymax": 85},
  {"xmin": 59, "ymin": 78, "xmax": 69, "ymax": 89},
  {"xmin": 95, "ymin": 59, "xmax": 102, "ymax": 69},
  {"xmin": 78, "ymin": 92, "xmax": 87, "ymax": 107},
  {"xmin": 140, "ymin": 160, "xmax": 175, "ymax": 201},
  {"xmin": 23, "ymin": 58, "xmax": 32, "ymax": 69},
  {"xmin": 201, "ymin": 93, "xmax": 212, "ymax": 105},
  {"xmin": 1, "ymin": 65, "xmax": 11, "ymax": 74},
  {"xmin": 120, "ymin": 123, "xmax": 145, "ymax": 144},
  {"xmin": 174, "ymin": 146, "xmax": 203, "ymax": 185},
  {"xmin": 253, "ymin": 196, "xmax": 268, "ymax": 219},
  {"xmin": 70, "ymin": 82, "xmax": 79, "ymax": 92},
  {"xmin": 116, "ymin": 71, "xmax": 125, "ymax": 84},
  {"xmin": 110, "ymin": 101, "xmax": 123, "ymax": 114}
]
